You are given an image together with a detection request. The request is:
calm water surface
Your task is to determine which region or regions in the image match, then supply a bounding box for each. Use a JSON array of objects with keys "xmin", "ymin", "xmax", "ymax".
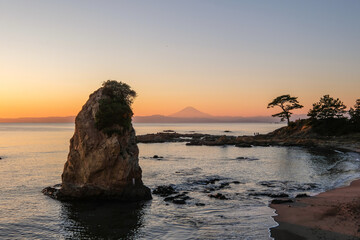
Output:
[{"xmin": 0, "ymin": 123, "xmax": 360, "ymax": 239}]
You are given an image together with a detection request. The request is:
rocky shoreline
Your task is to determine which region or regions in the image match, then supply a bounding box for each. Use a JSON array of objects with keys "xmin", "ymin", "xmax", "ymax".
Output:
[
  {"xmin": 138, "ymin": 127, "xmax": 360, "ymax": 239},
  {"xmin": 137, "ymin": 130, "xmax": 360, "ymax": 153}
]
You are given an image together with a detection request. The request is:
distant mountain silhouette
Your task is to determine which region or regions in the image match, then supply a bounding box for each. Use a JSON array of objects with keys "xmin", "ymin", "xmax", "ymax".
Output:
[
  {"xmin": 133, "ymin": 106, "xmax": 281, "ymax": 123},
  {"xmin": 133, "ymin": 115, "xmax": 277, "ymax": 123},
  {"xmin": 132, "ymin": 107, "xmax": 308, "ymax": 123},
  {"xmin": 168, "ymin": 106, "xmax": 212, "ymax": 118}
]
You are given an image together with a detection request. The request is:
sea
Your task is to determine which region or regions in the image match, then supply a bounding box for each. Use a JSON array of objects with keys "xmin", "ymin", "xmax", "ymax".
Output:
[{"xmin": 1, "ymin": 122, "xmax": 360, "ymax": 240}]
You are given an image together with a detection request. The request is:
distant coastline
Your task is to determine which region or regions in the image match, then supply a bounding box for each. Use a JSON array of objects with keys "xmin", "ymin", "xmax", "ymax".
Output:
[
  {"xmin": 0, "ymin": 116, "xmax": 75, "ymax": 123},
  {"xmin": 0, "ymin": 115, "xmax": 282, "ymax": 124},
  {"xmin": 0, "ymin": 106, "xmax": 307, "ymax": 123}
]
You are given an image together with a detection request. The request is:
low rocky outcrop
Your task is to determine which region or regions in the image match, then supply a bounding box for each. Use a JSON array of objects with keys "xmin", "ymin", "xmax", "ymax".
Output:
[
  {"xmin": 43, "ymin": 81, "xmax": 151, "ymax": 201},
  {"xmin": 136, "ymin": 131, "xmax": 211, "ymax": 143},
  {"xmin": 136, "ymin": 122, "xmax": 360, "ymax": 153},
  {"xmin": 295, "ymin": 193, "xmax": 310, "ymax": 198},
  {"xmin": 152, "ymin": 185, "xmax": 191, "ymax": 204}
]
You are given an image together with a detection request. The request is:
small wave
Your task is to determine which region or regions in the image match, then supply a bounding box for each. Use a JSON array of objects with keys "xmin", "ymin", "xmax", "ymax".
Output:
[
  {"xmin": 326, "ymin": 160, "xmax": 359, "ymax": 173},
  {"xmin": 175, "ymin": 168, "xmax": 202, "ymax": 176},
  {"xmin": 40, "ymin": 151, "xmax": 64, "ymax": 154}
]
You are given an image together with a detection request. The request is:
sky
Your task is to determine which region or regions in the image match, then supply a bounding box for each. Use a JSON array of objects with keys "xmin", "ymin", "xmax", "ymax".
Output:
[{"xmin": 1, "ymin": 0, "xmax": 360, "ymax": 118}]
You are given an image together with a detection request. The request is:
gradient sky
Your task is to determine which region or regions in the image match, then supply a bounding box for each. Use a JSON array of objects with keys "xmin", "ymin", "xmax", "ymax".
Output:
[{"xmin": 1, "ymin": 0, "xmax": 360, "ymax": 118}]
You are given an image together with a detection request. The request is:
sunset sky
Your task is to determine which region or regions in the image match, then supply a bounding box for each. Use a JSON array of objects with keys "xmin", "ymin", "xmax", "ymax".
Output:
[{"xmin": 1, "ymin": 0, "xmax": 360, "ymax": 118}]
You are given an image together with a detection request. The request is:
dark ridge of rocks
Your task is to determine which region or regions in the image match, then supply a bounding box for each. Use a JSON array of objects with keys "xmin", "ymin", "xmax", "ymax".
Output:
[
  {"xmin": 42, "ymin": 186, "xmax": 61, "ymax": 199},
  {"xmin": 153, "ymin": 185, "xmax": 178, "ymax": 197},
  {"xmin": 137, "ymin": 132, "xmax": 212, "ymax": 143},
  {"xmin": 196, "ymin": 202, "xmax": 206, "ymax": 206},
  {"xmin": 152, "ymin": 155, "xmax": 163, "ymax": 159},
  {"xmin": 271, "ymin": 198, "xmax": 294, "ymax": 204},
  {"xmin": 153, "ymin": 176, "xmax": 240, "ymax": 204},
  {"xmin": 259, "ymin": 181, "xmax": 280, "ymax": 188},
  {"xmin": 163, "ymin": 130, "xmax": 175, "ymax": 133},
  {"xmin": 224, "ymin": 130, "xmax": 232, "ymax": 133},
  {"xmin": 136, "ymin": 122, "xmax": 360, "ymax": 153},
  {"xmin": 295, "ymin": 193, "xmax": 310, "ymax": 198},
  {"xmin": 208, "ymin": 193, "xmax": 229, "ymax": 200},
  {"xmin": 249, "ymin": 192, "xmax": 289, "ymax": 198},
  {"xmin": 220, "ymin": 182, "xmax": 230, "ymax": 188},
  {"xmin": 258, "ymin": 180, "xmax": 320, "ymax": 191},
  {"xmin": 164, "ymin": 193, "xmax": 191, "ymax": 204},
  {"xmin": 42, "ymin": 183, "xmax": 152, "ymax": 201},
  {"xmin": 153, "ymin": 185, "xmax": 192, "ymax": 205},
  {"xmin": 202, "ymin": 180, "xmax": 237, "ymax": 193},
  {"xmin": 172, "ymin": 199, "xmax": 186, "ymax": 204}
]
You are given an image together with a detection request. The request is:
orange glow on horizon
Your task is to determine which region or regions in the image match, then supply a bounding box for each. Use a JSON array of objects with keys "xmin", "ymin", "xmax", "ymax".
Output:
[{"xmin": 0, "ymin": 75, "xmax": 357, "ymax": 119}]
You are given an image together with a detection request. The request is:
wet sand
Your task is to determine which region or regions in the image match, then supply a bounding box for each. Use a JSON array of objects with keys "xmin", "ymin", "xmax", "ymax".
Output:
[{"xmin": 270, "ymin": 179, "xmax": 360, "ymax": 240}]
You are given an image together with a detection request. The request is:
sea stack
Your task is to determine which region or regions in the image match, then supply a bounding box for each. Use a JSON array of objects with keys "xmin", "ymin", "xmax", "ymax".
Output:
[{"xmin": 43, "ymin": 80, "xmax": 152, "ymax": 201}]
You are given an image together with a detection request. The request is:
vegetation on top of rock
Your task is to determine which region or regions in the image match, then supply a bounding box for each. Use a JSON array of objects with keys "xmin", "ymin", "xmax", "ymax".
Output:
[
  {"xmin": 95, "ymin": 80, "xmax": 137, "ymax": 135},
  {"xmin": 349, "ymin": 99, "xmax": 360, "ymax": 127},
  {"xmin": 305, "ymin": 95, "xmax": 352, "ymax": 135},
  {"xmin": 267, "ymin": 94, "xmax": 360, "ymax": 136},
  {"xmin": 267, "ymin": 94, "xmax": 303, "ymax": 126},
  {"xmin": 308, "ymin": 95, "xmax": 347, "ymax": 120},
  {"xmin": 309, "ymin": 118, "xmax": 352, "ymax": 136}
]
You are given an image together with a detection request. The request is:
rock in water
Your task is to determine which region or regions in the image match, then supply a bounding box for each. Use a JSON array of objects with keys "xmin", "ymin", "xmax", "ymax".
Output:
[{"xmin": 43, "ymin": 81, "xmax": 152, "ymax": 201}]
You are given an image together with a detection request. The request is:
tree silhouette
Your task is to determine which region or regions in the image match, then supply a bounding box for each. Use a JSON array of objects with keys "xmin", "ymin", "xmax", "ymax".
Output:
[
  {"xmin": 267, "ymin": 94, "xmax": 303, "ymax": 126},
  {"xmin": 349, "ymin": 99, "xmax": 360, "ymax": 125},
  {"xmin": 307, "ymin": 95, "xmax": 346, "ymax": 120}
]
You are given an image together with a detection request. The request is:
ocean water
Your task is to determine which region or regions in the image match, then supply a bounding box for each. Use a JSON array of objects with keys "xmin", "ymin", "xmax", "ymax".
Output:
[{"xmin": 1, "ymin": 123, "xmax": 360, "ymax": 240}]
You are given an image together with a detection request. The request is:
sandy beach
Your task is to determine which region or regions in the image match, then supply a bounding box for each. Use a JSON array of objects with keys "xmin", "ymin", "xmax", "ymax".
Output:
[{"xmin": 270, "ymin": 179, "xmax": 360, "ymax": 240}]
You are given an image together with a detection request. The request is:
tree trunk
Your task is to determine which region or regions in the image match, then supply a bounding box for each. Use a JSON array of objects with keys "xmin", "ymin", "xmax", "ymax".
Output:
[{"xmin": 286, "ymin": 115, "xmax": 290, "ymax": 126}]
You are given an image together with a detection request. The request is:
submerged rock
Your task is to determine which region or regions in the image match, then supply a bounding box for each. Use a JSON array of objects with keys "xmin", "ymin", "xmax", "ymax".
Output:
[
  {"xmin": 196, "ymin": 202, "xmax": 206, "ymax": 206},
  {"xmin": 153, "ymin": 185, "xmax": 192, "ymax": 204},
  {"xmin": 153, "ymin": 185, "xmax": 178, "ymax": 197},
  {"xmin": 208, "ymin": 193, "xmax": 229, "ymax": 200},
  {"xmin": 43, "ymin": 81, "xmax": 151, "ymax": 201},
  {"xmin": 295, "ymin": 193, "xmax": 310, "ymax": 198},
  {"xmin": 164, "ymin": 193, "xmax": 191, "ymax": 204}
]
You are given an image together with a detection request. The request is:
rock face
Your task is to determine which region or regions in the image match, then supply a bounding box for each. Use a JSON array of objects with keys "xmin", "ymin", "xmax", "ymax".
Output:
[{"xmin": 43, "ymin": 84, "xmax": 151, "ymax": 201}]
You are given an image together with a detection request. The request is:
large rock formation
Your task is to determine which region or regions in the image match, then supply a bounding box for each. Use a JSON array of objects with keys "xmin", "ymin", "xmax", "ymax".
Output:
[{"xmin": 43, "ymin": 81, "xmax": 152, "ymax": 201}]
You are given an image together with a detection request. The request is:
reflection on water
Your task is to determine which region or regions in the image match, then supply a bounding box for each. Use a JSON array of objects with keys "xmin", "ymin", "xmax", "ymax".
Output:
[
  {"xmin": 1, "ymin": 123, "xmax": 360, "ymax": 240},
  {"xmin": 60, "ymin": 201, "xmax": 147, "ymax": 239}
]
